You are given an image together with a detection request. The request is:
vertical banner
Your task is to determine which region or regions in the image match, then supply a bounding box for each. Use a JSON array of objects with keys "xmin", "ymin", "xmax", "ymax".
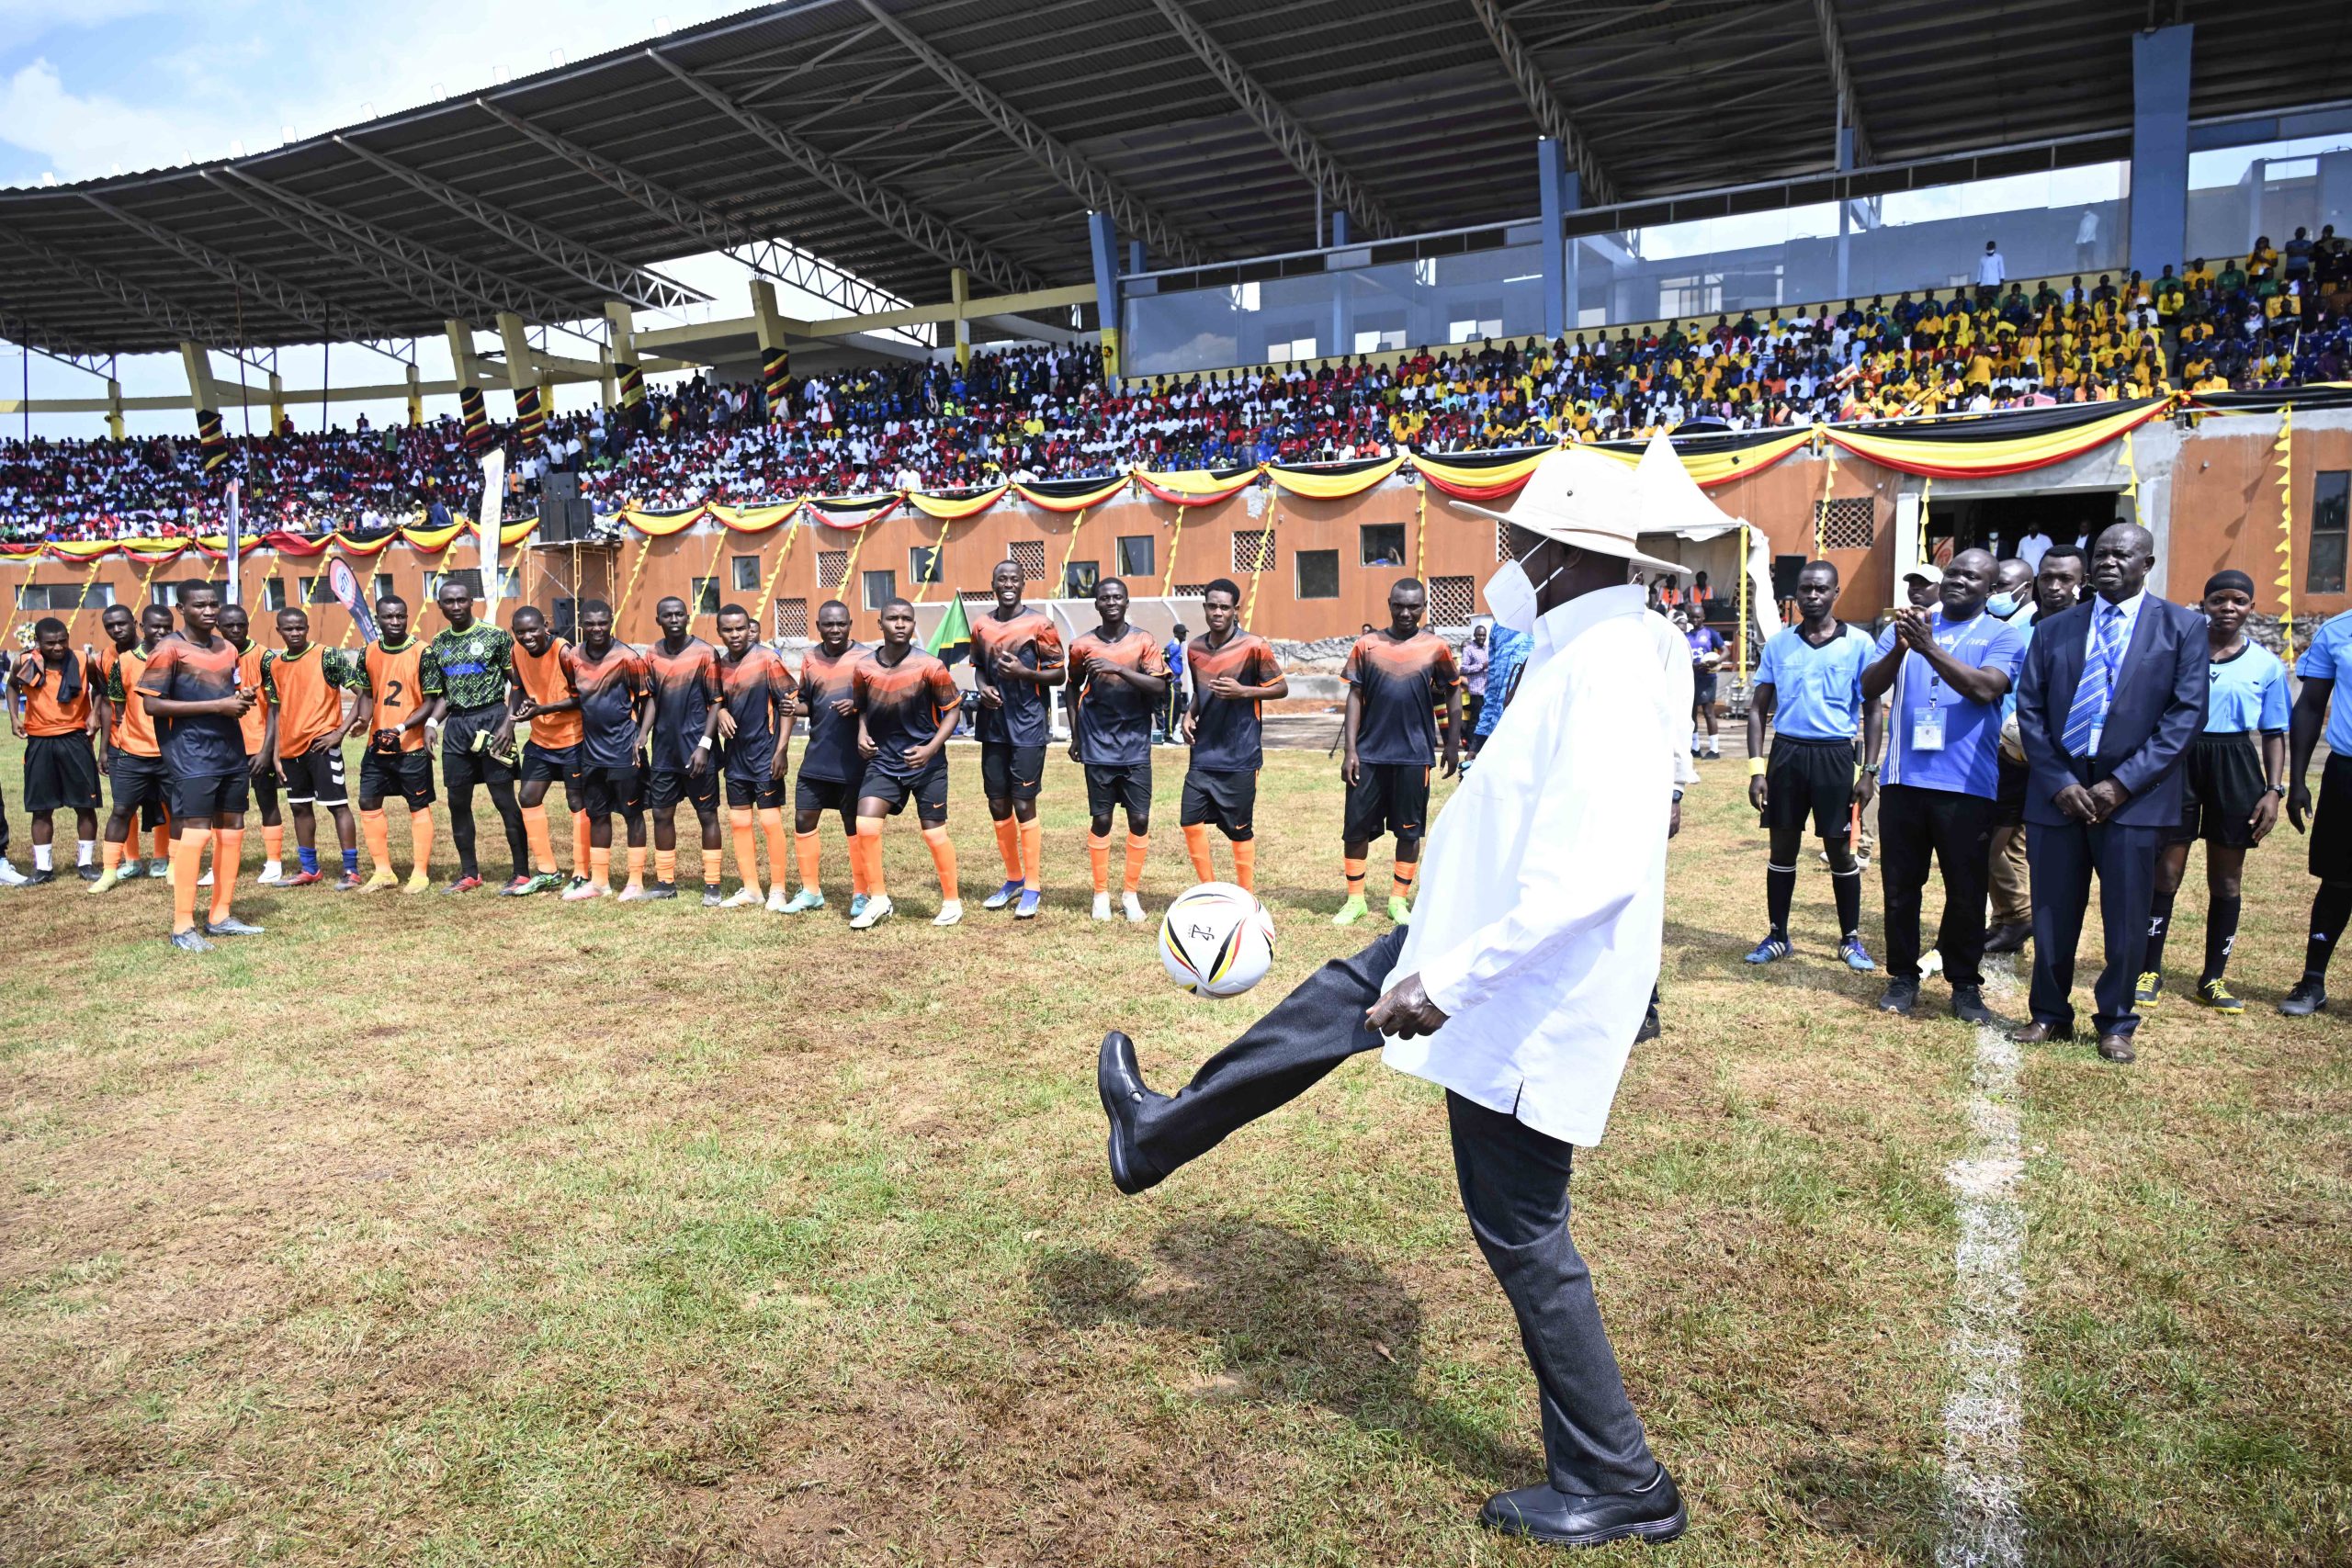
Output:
[
  {"xmin": 459, "ymin": 386, "xmax": 491, "ymax": 456},
  {"xmin": 198, "ymin": 409, "xmax": 230, "ymax": 474},
  {"xmin": 762, "ymin": 346, "xmax": 791, "ymax": 422},
  {"xmin": 478, "ymin": 449, "xmax": 508, "ymax": 636},
  {"xmin": 223, "ymin": 479, "xmax": 242, "ymax": 604},
  {"xmin": 2275, "ymin": 408, "xmax": 2293, "ymax": 661}
]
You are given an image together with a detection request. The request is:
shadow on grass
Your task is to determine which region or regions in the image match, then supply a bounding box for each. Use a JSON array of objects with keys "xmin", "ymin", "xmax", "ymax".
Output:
[
  {"xmin": 1034, "ymin": 1218, "xmax": 1535, "ymax": 1487},
  {"xmin": 1781, "ymin": 1454, "xmax": 2264, "ymax": 1566}
]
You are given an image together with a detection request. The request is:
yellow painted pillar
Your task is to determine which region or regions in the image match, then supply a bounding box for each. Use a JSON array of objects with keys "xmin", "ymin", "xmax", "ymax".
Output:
[
  {"xmin": 105, "ymin": 378, "xmax": 124, "ymax": 441},
  {"xmin": 267, "ymin": 370, "xmax": 288, "ymax": 435},
  {"xmin": 444, "ymin": 319, "xmax": 481, "ymax": 388},
  {"xmin": 177, "ymin": 341, "xmax": 219, "ymax": 422},
  {"xmin": 406, "ymin": 362, "xmax": 424, "ymax": 426},
  {"xmin": 951, "ymin": 266, "xmax": 971, "ymax": 369}
]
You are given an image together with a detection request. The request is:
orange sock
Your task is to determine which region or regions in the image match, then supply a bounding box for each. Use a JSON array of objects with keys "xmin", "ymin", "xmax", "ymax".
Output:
[
  {"xmin": 1392, "ymin": 861, "xmax": 1417, "ymax": 901},
  {"xmin": 1343, "ymin": 856, "xmax": 1367, "ymax": 897},
  {"xmin": 208, "ymin": 828, "xmax": 243, "ymax": 924},
  {"xmin": 855, "ymin": 818, "xmax": 887, "ymax": 897},
  {"xmin": 571, "ymin": 811, "xmax": 592, "ymax": 877},
  {"xmin": 361, "ymin": 808, "xmax": 392, "ymax": 872},
  {"xmin": 923, "ymin": 825, "xmax": 959, "ymax": 902},
  {"xmin": 261, "ymin": 824, "xmax": 283, "ymax": 864},
  {"xmin": 795, "ymin": 831, "xmax": 822, "ymax": 894},
  {"xmin": 1088, "ymin": 832, "xmax": 1111, "ymax": 894},
  {"xmin": 758, "ymin": 807, "xmax": 790, "ymax": 883},
  {"xmin": 151, "ymin": 824, "xmax": 169, "ymax": 863},
  {"xmin": 1232, "ymin": 838, "xmax": 1256, "ymax": 892},
  {"xmin": 625, "ymin": 844, "xmax": 647, "ymax": 889},
  {"xmin": 701, "ymin": 825, "xmax": 724, "ymax": 888},
  {"xmin": 522, "ymin": 804, "xmax": 556, "ymax": 874},
  {"xmin": 103, "ymin": 839, "xmax": 122, "ymax": 874},
  {"xmin": 1019, "ymin": 818, "xmax": 1042, "ymax": 892},
  {"xmin": 409, "ymin": 807, "xmax": 435, "ymax": 878},
  {"xmin": 729, "ymin": 808, "xmax": 761, "ymax": 895},
  {"xmin": 843, "ymin": 829, "xmax": 866, "ymax": 897},
  {"xmin": 991, "ymin": 815, "xmax": 1022, "ymax": 881},
  {"xmin": 589, "ymin": 844, "xmax": 611, "ymax": 889},
  {"xmin": 1182, "ymin": 823, "xmax": 1215, "ymax": 883},
  {"xmin": 169, "ymin": 830, "xmax": 209, "ymax": 933},
  {"xmin": 655, "ymin": 847, "xmax": 678, "ymax": 885},
  {"xmin": 1124, "ymin": 832, "xmax": 1148, "ymax": 895}
]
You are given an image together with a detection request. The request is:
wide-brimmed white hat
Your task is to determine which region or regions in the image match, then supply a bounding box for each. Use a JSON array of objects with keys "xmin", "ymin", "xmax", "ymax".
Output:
[{"xmin": 1453, "ymin": 446, "xmax": 1685, "ymax": 576}]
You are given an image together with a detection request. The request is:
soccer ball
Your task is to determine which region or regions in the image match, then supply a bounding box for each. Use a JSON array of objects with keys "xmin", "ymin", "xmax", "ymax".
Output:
[{"xmin": 1159, "ymin": 883, "xmax": 1276, "ymax": 998}]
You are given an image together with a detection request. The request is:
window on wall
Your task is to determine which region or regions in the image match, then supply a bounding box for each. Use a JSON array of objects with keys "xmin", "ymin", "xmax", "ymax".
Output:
[
  {"xmin": 862, "ymin": 570, "xmax": 896, "ymax": 611},
  {"xmin": 910, "ymin": 545, "xmax": 944, "ymax": 584},
  {"xmin": 1360, "ymin": 524, "xmax": 1408, "ymax": 567},
  {"xmin": 817, "ymin": 549, "xmax": 848, "ymax": 589},
  {"xmin": 300, "ymin": 575, "xmax": 335, "ymax": 605},
  {"xmin": 731, "ymin": 554, "xmax": 761, "ymax": 592},
  {"xmin": 1295, "ymin": 549, "xmax": 1340, "ymax": 600},
  {"xmin": 1232, "ymin": 530, "xmax": 1275, "ymax": 574},
  {"xmin": 263, "ymin": 578, "xmax": 288, "ymax": 612},
  {"xmin": 14, "ymin": 581, "xmax": 115, "ymax": 609},
  {"xmin": 1065, "ymin": 559, "xmax": 1099, "ymax": 597},
  {"xmin": 690, "ymin": 576, "xmax": 721, "ymax": 615},
  {"xmin": 1428, "ymin": 576, "xmax": 1476, "ymax": 626},
  {"xmin": 773, "ymin": 598, "xmax": 808, "ymax": 639},
  {"xmin": 1116, "ymin": 535, "xmax": 1155, "ymax": 580},
  {"xmin": 1815, "ymin": 497, "xmax": 1877, "ymax": 550},
  {"xmin": 373, "ymin": 573, "xmax": 395, "ymax": 604},
  {"xmin": 2312, "ymin": 469, "xmax": 2348, "ymax": 595},
  {"xmin": 423, "ymin": 567, "xmax": 517, "ymax": 601},
  {"xmin": 1007, "ymin": 539, "xmax": 1047, "ymax": 581}
]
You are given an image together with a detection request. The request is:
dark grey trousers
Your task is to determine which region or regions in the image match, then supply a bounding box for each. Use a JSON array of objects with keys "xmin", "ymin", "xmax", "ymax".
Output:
[{"xmin": 1131, "ymin": 926, "xmax": 1657, "ymax": 1495}]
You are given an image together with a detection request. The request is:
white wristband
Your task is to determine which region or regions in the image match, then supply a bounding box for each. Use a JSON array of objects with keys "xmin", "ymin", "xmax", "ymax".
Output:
[{"xmin": 695, "ymin": 736, "xmax": 713, "ymax": 751}]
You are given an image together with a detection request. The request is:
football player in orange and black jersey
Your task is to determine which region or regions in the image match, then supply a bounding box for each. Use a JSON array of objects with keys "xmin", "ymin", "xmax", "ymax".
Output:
[
  {"xmin": 91, "ymin": 603, "xmax": 175, "ymax": 890},
  {"xmin": 712, "ymin": 604, "xmax": 796, "ymax": 910},
  {"xmin": 348, "ymin": 595, "xmax": 442, "ymax": 893},
  {"xmin": 215, "ymin": 604, "xmax": 286, "ymax": 886},
  {"xmin": 969, "ymin": 558, "xmax": 1065, "ymax": 919},
  {"xmin": 137, "ymin": 581, "xmax": 262, "ymax": 951},
  {"xmin": 262, "ymin": 607, "xmax": 362, "ymax": 889},
  {"xmin": 505, "ymin": 604, "xmax": 586, "ymax": 894},
  {"xmin": 1067, "ymin": 577, "xmax": 1170, "ymax": 924},
  {"xmin": 1336, "ymin": 577, "xmax": 1461, "ymax": 926},
  {"xmin": 558, "ymin": 599, "xmax": 652, "ymax": 901},
  {"xmin": 780, "ymin": 600, "xmax": 868, "ymax": 916},
  {"xmin": 7, "ymin": 615, "xmax": 102, "ymax": 883},
  {"xmin": 850, "ymin": 597, "xmax": 963, "ymax": 929},
  {"xmin": 640, "ymin": 595, "xmax": 726, "ymax": 904},
  {"xmin": 1180, "ymin": 579, "xmax": 1287, "ymax": 893}
]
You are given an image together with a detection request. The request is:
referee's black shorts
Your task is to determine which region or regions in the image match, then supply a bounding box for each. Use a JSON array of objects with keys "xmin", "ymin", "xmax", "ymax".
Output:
[
  {"xmin": 2311, "ymin": 752, "xmax": 2352, "ymax": 884},
  {"xmin": 1762, "ymin": 737, "xmax": 1860, "ymax": 840},
  {"xmin": 2168, "ymin": 730, "xmax": 2271, "ymax": 849}
]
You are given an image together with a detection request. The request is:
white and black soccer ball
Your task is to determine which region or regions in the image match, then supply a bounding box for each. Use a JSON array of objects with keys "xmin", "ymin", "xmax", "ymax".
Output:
[{"xmin": 1159, "ymin": 883, "xmax": 1276, "ymax": 998}]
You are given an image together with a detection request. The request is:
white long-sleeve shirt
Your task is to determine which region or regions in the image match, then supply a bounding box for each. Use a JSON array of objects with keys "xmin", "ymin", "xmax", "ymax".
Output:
[
  {"xmin": 1645, "ymin": 608, "xmax": 1701, "ymax": 787},
  {"xmin": 1384, "ymin": 584, "xmax": 1669, "ymax": 1146}
]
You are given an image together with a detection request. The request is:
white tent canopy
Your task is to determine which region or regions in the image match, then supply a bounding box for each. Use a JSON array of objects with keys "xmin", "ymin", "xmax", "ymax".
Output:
[{"xmin": 1632, "ymin": 430, "xmax": 1780, "ymax": 648}]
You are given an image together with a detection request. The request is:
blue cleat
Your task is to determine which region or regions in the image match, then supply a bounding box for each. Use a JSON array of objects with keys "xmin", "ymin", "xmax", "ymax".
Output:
[
  {"xmin": 982, "ymin": 878, "xmax": 1023, "ymax": 910},
  {"xmin": 1838, "ymin": 935, "xmax": 1877, "ymax": 972},
  {"xmin": 1743, "ymin": 934, "xmax": 1792, "ymax": 964},
  {"xmin": 847, "ymin": 893, "xmax": 870, "ymax": 922},
  {"xmin": 1014, "ymin": 887, "xmax": 1042, "ymax": 919}
]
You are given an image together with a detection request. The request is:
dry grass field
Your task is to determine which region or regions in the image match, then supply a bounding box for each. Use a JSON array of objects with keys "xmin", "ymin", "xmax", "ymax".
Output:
[{"xmin": 1, "ymin": 738, "xmax": 2345, "ymax": 1565}]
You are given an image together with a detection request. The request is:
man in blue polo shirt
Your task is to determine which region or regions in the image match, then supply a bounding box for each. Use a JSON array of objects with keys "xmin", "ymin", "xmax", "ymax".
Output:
[
  {"xmin": 1862, "ymin": 548, "xmax": 2026, "ymax": 1021},
  {"xmin": 2282, "ymin": 605, "xmax": 2352, "ymax": 1016},
  {"xmin": 1743, "ymin": 559, "xmax": 1883, "ymax": 971}
]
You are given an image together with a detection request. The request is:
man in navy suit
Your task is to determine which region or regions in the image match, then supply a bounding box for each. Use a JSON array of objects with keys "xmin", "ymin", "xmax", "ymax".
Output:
[{"xmin": 2011, "ymin": 523, "xmax": 2207, "ymax": 1062}]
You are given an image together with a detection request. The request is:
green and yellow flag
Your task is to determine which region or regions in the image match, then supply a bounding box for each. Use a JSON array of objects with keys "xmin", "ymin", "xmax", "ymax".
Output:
[{"xmin": 924, "ymin": 594, "xmax": 972, "ymax": 666}]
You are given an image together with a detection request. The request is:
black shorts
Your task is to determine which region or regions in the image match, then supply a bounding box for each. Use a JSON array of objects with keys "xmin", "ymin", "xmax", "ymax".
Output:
[
  {"xmin": 646, "ymin": 765, "xmax": 720, "ymax": 814},
  {"xmin": 280, "ymin": 743, "xmax": 350, "ymax": 807},
  {"xmin": 1180, "ymin": 767, "xmax": 1257, "ymax": 839},
  {"xmin": 358, "ymin": 747, "xmax": 436, "ymax": 809},
  {"xmin": 246, "ymin": 755, "xmax": 280, "ymax": 815},
  {"xmin": 1084, "ymin": 761, "xmax": 1152, "ymax": 823},
  {"xmin": 108, "ymin": 750, "xmax": 169, "ymax": 816},
  {"xmin": 2310, "ymin": 752, "xmax": 2352, "ymax": 883},
  {"xmin": 23, "ymin": 733, "xmax": 100, "ymax": 813},
  {"xmin": 1692, "ymin": 671, "xmax": 1720, "ymax": 706},
  {"xmin": 1344, "ymin": 762, "xmax": 1430, "ymax": 842},
  {"xmin": 168, "ymin": 769, "xmax": 250, "ymax": 820},
  {"xmin": 580, "ymin": 763, "xmax": 646, "ymax": 820},
  {"xmin": 859, "ymin": 759, "xmax": 949, "ymax": 822},
  {"xmin": 795, "ymin": 773, "xmax": 858, "ymax": 832},
  {"xmin": 723, "ymin": 767, "xmax": 784, "ymax": 810},
  {"xmin": 440, "ymin": 706, "xmax": 517, "ymax": 789},
  {"xmin": 521, "ymin": 740, "xmax": 578, "ymax": 785},
  {"xmin": 1763, "ymin": 737, "xmax": 1860, "ymax": 839},
  {"xmin": 979, "ymin": 740, "xmax": 1046, "ymax": 805},
  {"xmin": 2169, "ymin": 731, "xmax": 2270, "ymax": 848}
]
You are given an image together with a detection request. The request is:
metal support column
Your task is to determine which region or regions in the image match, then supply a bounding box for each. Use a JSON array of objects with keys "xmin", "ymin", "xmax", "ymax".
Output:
[
  {"xmin": 1537, "ymin": 139, "xmax": 1571, "ymax": 340},
  {"xmin": 1088, "ymin": 210, "xmax": 1121, "ymax": 381},
  {"xmin": 2130, "ymin": 24, "xmax": 2193, "ymax": 277}
]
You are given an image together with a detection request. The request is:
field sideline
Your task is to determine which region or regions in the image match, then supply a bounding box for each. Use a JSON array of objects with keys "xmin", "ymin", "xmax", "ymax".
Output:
[{"xmin": 1, "ymin": 739, "xmax": 2345, "ymax": 1565}]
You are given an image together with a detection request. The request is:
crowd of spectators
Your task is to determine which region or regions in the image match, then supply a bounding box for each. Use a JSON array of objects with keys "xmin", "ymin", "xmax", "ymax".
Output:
[{"xmin": 4, "ymin": 234, "xmax": 2346, "ymax": 543}]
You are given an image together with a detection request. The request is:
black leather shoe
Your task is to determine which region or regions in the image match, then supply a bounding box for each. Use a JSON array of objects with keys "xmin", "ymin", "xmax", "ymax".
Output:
[
  {"xmin": 1478, "ymin": 1464, "xmax": 1687, "ymax": 1547},
  {"xmin": 2279, "ymin": 978, "xmax": 2328, "ymax": 1018},
  {"xmin": 1096, "ymin": 1032, "xmax": 1166, "ymax": 1196},
  {"xmin": 1982, "ymin": 920, "xmax": 2030, "ymax": 954},
  {"xmin": 1951, "ymin": 985, "xmax": 1995, "ymax": 1025},
  {"xmin": 1876, "ymin": 979, "xmax": 1918, "ymax": 1015}
]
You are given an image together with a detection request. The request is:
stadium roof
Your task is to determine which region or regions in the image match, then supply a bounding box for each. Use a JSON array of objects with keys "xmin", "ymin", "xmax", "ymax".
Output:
[{"xmin": 3, "ymin": 0, "xmax": 2346, "ymax": 357}]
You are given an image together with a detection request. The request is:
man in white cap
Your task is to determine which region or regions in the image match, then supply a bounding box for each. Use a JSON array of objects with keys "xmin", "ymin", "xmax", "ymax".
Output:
[
  {"xmin": 1095, "ymin": 446, "xmax": 1689, "ymax": 1547},
  {"xmin": 1902, "ymin": 561, "xmax": 1943, "ymax": 611}
]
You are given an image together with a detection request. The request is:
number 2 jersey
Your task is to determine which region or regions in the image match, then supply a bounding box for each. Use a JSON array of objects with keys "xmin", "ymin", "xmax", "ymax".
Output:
[{"xmin": 358, "ymin": 637, "xmax": 443, "ymax": 751}]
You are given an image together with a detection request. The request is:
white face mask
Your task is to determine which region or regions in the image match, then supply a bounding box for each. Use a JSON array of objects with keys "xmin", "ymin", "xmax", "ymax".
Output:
[{"xmin": 1484, "ymin": 544, "xmax": 1568, "ymax": 634}]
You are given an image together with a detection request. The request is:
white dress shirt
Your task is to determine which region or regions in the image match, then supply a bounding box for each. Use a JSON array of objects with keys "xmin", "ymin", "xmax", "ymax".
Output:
[
  {"xmin": 2080, "ymin": 588, "xmax": 2145, "ymax": 668},
  {"xmin": 1977, "ymin": 250, "xmax": 2006, "ymax": 287},
  {"xmin": 1384, "ymin": 584, "xmax": 1669, "ymax": 1147}
]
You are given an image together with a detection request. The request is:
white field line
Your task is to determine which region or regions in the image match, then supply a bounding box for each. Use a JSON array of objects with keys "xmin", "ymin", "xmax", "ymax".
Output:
[{"xmin": 1936, "ymin": 962, "xmax": 2028, "ymax": 1568}]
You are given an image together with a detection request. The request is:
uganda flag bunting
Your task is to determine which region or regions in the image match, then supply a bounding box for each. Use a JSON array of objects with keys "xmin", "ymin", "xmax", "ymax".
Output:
[
  {"xmin": 458, "ymin": 386, "xmax": 492, "ymax": 455},
  {"xmin": 924, "ymin": 592, "xmax": 972, "ymax": 666},
  {"xmin": 198, "ymin": 409, "xmax": 229, "ymax": 475},
  {"xmin": 762, "ymin": 346, "xmax": 791, "ymax": 421}
]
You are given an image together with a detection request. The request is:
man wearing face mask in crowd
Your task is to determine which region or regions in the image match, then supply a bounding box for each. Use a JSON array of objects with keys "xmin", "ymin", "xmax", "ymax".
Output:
[
  {"xmin": 1986, "ymin": 558, "xmax": 2035, "ymax": 625},
  {"xmin": 1096, "ymin": 448, "xmax": 1691, "ymax": 1549}
]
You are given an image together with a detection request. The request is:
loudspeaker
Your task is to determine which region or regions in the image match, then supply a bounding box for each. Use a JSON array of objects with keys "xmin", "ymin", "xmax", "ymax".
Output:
[
  {"xmin": 541, "ymin": 469, "xmax": 581, "ymax": 502},
  {"xmin": 1770, "ymin": 554, "xmax": 1805, "ymax": 601},
  {"xmin": 537, "ymin": 494, "xmax": 594, "ymax": 542}
]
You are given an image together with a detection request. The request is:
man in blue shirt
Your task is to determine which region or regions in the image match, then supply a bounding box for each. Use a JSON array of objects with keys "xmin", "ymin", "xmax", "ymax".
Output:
[
  {"xmin": 1679, "ymin": 611, "xmax": 1726, "ymax": 759},
  {"xmin": 1862, "ymin": 548, "xmax": 2026, "ymax": 1021},
  {"xmin": 1742, "ymin": 560, "xmax": 1882, "ymax": 971},
  {"xmin": 2282, "ymin": 604, "xmax": 2352, "ymax": 1016}
]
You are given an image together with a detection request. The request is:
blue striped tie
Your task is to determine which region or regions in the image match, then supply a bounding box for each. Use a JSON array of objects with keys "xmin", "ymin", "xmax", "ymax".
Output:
[{"xmin": 2062, "ymin": 603, "xmax": 2124, "ymax": 756}]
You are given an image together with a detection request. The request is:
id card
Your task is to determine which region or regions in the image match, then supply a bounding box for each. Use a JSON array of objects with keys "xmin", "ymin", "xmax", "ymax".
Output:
[{"xmin": 1911, "ymin": 706, "xmax": 1946, "ymax": 751}]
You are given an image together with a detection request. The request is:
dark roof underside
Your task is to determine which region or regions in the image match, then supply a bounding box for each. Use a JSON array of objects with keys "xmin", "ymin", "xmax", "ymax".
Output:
[{"xmin": 2, "ymin": 0, "xmax": 2343, "ymax": 355}]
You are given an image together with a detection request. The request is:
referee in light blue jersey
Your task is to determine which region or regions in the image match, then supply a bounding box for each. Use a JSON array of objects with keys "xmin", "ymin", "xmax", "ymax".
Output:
[
  {"xmin": 2140, "ymin": 570, "xmax": 2290, "ymax": 1013},
  {"xmin": 1741, "ymin": 559, "xmax": 1883, "ymax": 971}
]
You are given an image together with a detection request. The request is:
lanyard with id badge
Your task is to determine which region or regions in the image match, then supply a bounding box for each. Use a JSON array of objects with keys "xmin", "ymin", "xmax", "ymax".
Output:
[{"xmin": 1905, "ymin": 622, "xmax": 1965, "ymax": 753}]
